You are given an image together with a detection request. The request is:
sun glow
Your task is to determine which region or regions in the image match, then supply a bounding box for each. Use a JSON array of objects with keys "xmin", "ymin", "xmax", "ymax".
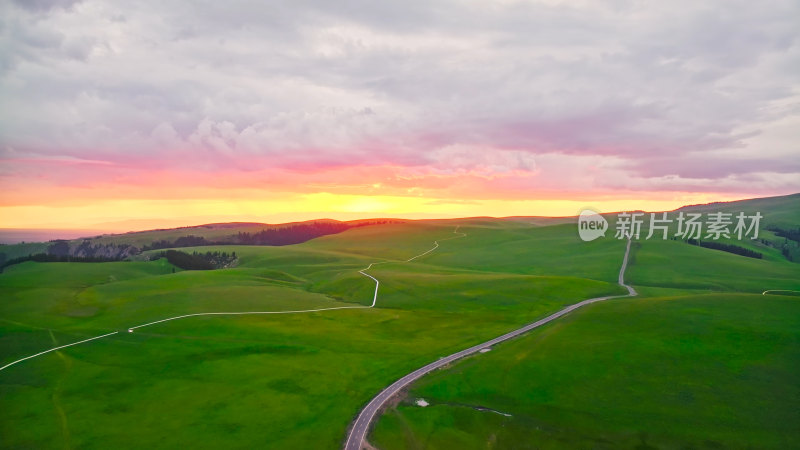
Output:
[{"xmin": 0, "ymin": 188, "xmax": 749, "ymax": 232}]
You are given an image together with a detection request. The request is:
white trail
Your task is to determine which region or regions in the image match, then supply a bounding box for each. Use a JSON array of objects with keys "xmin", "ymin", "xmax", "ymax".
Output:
[{"xmin": 0, "ymin": 227, "xmax": 466, "ymax": 373}]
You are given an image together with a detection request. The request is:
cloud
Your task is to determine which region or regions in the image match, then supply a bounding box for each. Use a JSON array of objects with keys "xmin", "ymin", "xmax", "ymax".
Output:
[
  {"xmin": 0, "ymin": 0, "xmax": 797, "ymax": 198},
  {"xmin": 10, "ymin": 0, "xmax": 82, "ymax": 13}
]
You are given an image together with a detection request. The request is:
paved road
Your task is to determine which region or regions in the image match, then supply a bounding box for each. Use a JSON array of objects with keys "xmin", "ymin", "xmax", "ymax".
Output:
[{"xmin": 344, "ymin": 237, "xmax": 637, "ymax": 450}]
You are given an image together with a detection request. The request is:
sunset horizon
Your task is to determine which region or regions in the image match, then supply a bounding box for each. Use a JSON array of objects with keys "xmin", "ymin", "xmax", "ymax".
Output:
[
  {"xmin": 2, "ymin": 1, "xmax": 798, "ymax": 234},
  {"xmin": 2, "ymin": 2, "xmax": 799, "ymax": 449},
  {"xmin": 2, "ymin": 191, "xmax": 791, "ymax": 234}
]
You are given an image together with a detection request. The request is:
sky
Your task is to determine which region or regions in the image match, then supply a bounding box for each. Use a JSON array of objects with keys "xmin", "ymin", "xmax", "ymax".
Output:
[{"xmin": 1, "ymin": 0, "xmax": 798, "ymax": 231}]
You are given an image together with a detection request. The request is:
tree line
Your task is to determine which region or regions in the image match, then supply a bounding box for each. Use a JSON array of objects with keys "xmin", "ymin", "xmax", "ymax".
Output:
[
  {"xmin": 142, "ymin": 235, "xmax": 210, "ymax": 251},
  {"xmin": 764, "ymin": 226, "xmax": 800, "ymax": 262},
  {"xmin": 0, "ymin": 253, "xmax": 120, "ymax": 272},
  {"xmin": 236, "ymin": 222, "xmax": 352, "ymax": 245},
  {"xmin": 153, "ymin": 250, "xmax": 236, "ymax": 270},
  {"xmin": 686, "ymin": 238, "xmax": 763, "ymax": 259},
  {"xmin": 766, "ymin": 225, "xmax": 800, "ymax": 243},
  {"xmin": 142, "ymin": 220, "xmax": 403, "ymax": 250}
]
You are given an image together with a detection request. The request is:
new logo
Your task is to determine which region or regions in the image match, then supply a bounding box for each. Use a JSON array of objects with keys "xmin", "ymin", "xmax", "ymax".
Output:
[{"xmin": 578, "ymin": 208, "xmax": 608, "ymax": 242}]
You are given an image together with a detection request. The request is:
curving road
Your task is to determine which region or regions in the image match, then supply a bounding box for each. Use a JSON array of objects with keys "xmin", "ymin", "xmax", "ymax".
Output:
[
  {"xmin": 762, "ymin": 289, "xmax": 800, "ymax": 296},
  {"xmin": 0, "ymin": 227, "xmax": 465, "ymax": 373},
  {"xmin": 344, "ymin": 237, "xmax": 637, "ymax": 450}
]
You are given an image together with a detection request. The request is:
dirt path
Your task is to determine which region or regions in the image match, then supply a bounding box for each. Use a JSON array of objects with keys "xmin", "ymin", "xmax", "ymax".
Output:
[{"xmin": 0, "ymin": 226, "xmax": 466, "ymax": 373}]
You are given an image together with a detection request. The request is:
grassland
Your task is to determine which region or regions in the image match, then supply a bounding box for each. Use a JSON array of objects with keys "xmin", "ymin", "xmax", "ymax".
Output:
[
  {"xmin": 0, "ymin": 242, "xmax": 49, "ymax": 260},
  {"xmin": 370, "ymin": 294, "xmax": 800, "ymax": 449},
  {"xmin": 367, "ymin": 197, "xmax": 800, "ymax": 449},
  {"xmin": 0, "ymin": 221, "xmax": 623, "ymax": 449},
  {"xmin": 1, "ymin": 195, "xmax": 798, "ymax": 449}
]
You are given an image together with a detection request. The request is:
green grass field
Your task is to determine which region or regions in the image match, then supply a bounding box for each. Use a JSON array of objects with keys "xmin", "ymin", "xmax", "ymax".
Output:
[
  {"xmin": 367, "ymin": 195, "xmax": 800, "ymax": 449},
  {"xmin": 1, "ymin": 195, "xmax": 798, "ymax": 449},
  {"xmin": 0, "ymin": 221, "xmax": 623, "ymax": 449},
  {"xmin": 370, "ymin": 294, "xmax": 800, "ymax": 449}
]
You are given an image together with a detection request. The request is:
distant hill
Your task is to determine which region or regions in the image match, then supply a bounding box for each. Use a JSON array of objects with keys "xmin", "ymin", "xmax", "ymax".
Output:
[
  {"xmin": 1, "ymin": 193, "xmax": 797, "ymax": 267},
  {"xmin": 0, "ymin": 219, "xmax": 405, "ymax": 268},
  {"xmin": 676, "ymin": 193, "xmax": 800, "ymax": 229}
]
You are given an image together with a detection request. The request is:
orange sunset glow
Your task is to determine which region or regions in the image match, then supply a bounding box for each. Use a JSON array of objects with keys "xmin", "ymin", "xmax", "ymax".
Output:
[
  {"xmin": 1, "ymin": 1, "xmax": 798, "ymax": 233},
  {"xmin": 1, "ymin": 2, "xmax": 800, "ymax": 449}
]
